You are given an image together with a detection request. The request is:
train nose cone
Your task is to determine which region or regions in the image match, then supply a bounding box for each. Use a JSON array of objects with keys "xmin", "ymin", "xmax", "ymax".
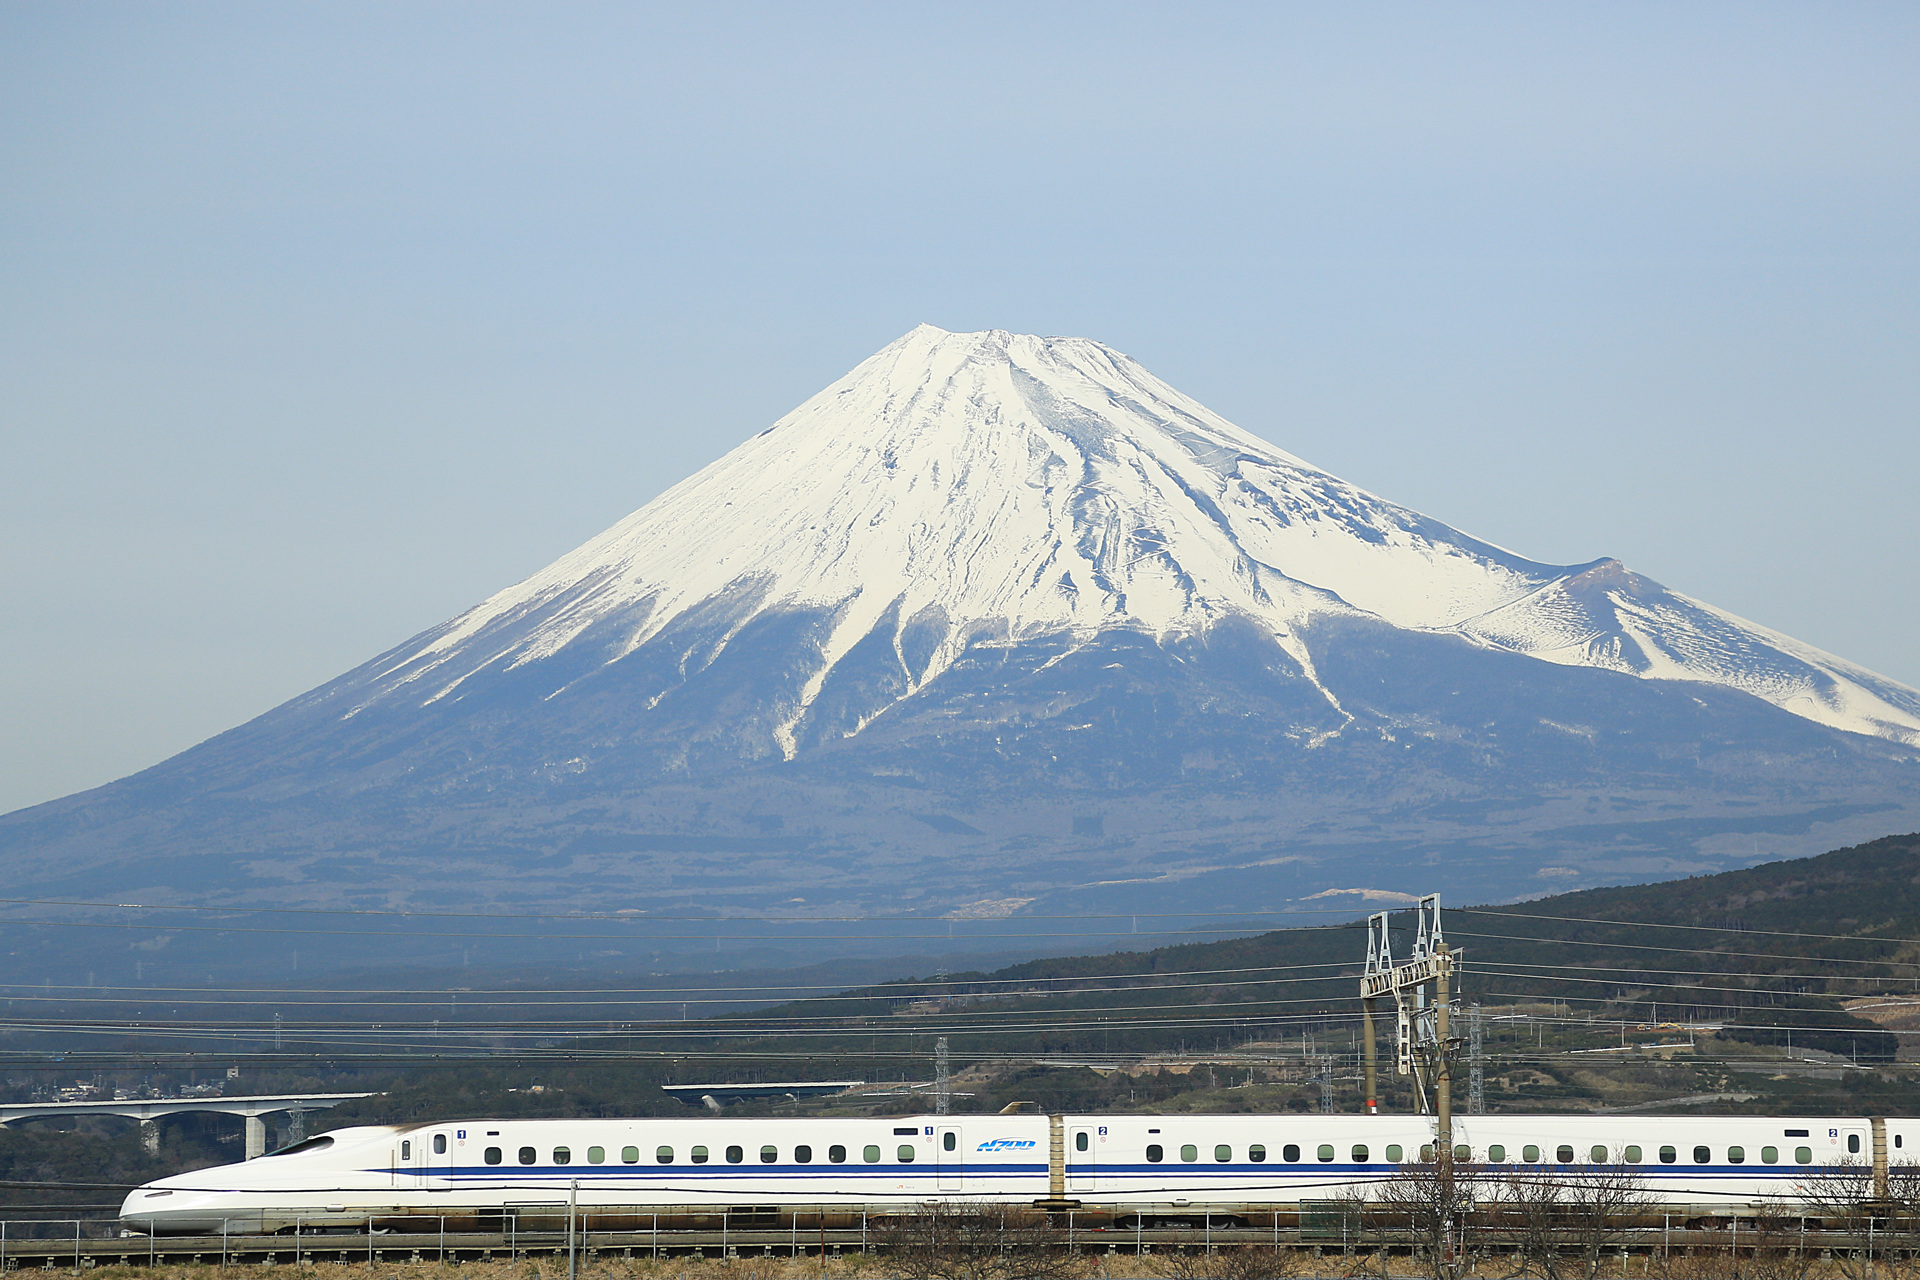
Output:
[{"xmin": 119, "ymin": 1189, "xmax": 232, "ymax": 1236}]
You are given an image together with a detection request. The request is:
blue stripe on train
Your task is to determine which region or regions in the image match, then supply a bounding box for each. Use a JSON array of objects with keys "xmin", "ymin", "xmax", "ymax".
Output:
[{"xmin": 376, "ymin": 1174, "xmax": 1052, "ymax": 1182}]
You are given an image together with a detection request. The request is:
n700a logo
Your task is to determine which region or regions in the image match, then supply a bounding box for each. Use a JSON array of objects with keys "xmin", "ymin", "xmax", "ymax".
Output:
[{"xmin": 975, "ymin": 1138, "xmax": 1038, "ymax": 1152}]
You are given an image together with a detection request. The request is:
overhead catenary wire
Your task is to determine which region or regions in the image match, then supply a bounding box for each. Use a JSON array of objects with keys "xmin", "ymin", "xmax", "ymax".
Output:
[
  {"xmin": 0, "ymin": 987, "xmax": 1904, "ymax": 1044},
  {"xmin": 0, "ymin": 961, "xmax": 1900, "ymax": 1010},
  {"xmin": 2, "ymin": 921, "xmax": 1912, "ymax": 1006}
]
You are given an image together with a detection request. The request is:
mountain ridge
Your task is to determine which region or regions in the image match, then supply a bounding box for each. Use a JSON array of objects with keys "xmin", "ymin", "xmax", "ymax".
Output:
[{"xmin": 318, "ymin": 325, "xmax": 1920, "ymax": 752}]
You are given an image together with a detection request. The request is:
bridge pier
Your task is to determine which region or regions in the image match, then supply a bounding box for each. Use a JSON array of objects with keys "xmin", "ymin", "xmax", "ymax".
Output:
[
  {"xmin": 140, "ymin": 1119, "xmax": 159, "ymax": 1154},
  {"xmin": 244, "ymin": 1114, "xmax": 267, "ymax": 1160}
]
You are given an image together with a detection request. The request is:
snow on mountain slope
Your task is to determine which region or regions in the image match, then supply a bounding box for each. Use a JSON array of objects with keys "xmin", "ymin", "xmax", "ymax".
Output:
[{"xmin": 350, "ymin": 325, "xmax": 1920, "ymax": 748}]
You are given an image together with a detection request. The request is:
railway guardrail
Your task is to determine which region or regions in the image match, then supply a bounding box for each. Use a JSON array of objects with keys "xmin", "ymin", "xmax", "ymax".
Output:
[{"xmin": 0, "ymin": 1216, "xmax": 1914, "ymax": 1271}]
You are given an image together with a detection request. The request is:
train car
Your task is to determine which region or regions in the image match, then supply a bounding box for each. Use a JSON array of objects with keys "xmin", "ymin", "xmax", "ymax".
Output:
[
  {"xmin": 120, "ymin": 1112, "xmax": 1909, "ymax": 1235},
  {"xmin": 120, "ymin": 1114, "xmax": 1050, "ymax": 1235},
  {"xmin": 1065, "ymin": 1114, "xmax": 1909, "ymax": 1223}
]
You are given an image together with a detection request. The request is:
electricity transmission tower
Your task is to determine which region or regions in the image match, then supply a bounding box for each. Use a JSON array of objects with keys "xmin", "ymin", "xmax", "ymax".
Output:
[
  {"xmin": 1361, "ymin": 894, "xmax": 1464, "ymax": 1150},
  {"xmin": 934, "ymin": 1036, "xmax": 951, "ymax": 1115}
]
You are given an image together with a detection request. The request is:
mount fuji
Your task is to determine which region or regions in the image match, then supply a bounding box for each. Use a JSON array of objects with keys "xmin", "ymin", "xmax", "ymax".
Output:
[{"xmin": 5, "ymin": 326, "xmax": 1917, "ymax": 974}]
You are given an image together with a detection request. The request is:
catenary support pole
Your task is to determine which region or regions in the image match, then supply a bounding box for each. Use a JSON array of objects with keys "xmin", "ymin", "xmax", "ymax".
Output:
[
  {"xmin": 1436, "ymin": 942, "xmax": 1453, "ymax": 1162},
  {"xmin": 1362, "ymin": 996, "xmax": 1379, "ymax": 1113}
]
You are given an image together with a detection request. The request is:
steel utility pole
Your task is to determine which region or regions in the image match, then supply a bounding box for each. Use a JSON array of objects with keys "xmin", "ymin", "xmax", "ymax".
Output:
[
  {"xmin": 1362, "ymin": 994, "xmax": 1379, "ymax": 1113},
  {"xmin": 1468, "ymin": 1003, "xmax": 1485, "ymax": 1116},
  {"xmin": 1435, "ymin": 938, "xmax": 1453, "ymax": 1161}
]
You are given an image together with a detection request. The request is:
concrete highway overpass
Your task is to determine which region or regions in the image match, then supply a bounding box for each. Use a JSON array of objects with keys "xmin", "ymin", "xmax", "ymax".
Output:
[{"xmin": 0, "ymin": 1092, "xmax": 376, "ymax": 1158}]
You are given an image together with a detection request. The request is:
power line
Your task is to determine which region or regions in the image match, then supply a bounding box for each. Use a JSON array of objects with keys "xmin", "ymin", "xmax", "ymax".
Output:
[
  {"xmin": 0, "ymin": 917, "xmax": 1329, "ymax": 943},
  {"xmin": 7, "ymin": 895, "xmax": 1909, "ymax": 948},
  {"xmin": 1452, "ymin": 929, "xmax": 1920, "ymax": 968},
  {"xmin": 1460, "ymin": 907, "xmax": 1920, "ymax": 948},
  {"xmin": 0, "ymin": 959, "xmax": 1359, "ymax": 1001},
  {"xmin": 0, "ymin": 895, "xmax": 1380, "ymax": 923}
]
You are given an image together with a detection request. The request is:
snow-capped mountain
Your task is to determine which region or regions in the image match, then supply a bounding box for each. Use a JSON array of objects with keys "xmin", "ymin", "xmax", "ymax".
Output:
[
  {"xmin": 3, "ymin": 325, "xmax": 1917, "ymax": 981},
  {"xmin": 351, "ymin": 324, "xmax": 1920, "ymax": 749}
]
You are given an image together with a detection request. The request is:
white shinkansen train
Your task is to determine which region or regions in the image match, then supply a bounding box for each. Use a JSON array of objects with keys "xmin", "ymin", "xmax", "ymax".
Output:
[{"xmin": 121, "ymin": 1113, "xmax": 1910, "ymax": 1235}]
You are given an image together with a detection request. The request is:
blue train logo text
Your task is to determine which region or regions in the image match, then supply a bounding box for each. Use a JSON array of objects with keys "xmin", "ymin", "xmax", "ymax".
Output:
[{"xmin": 975, "ymin": 1137, "xmax": 1038, "ymax": 1152}]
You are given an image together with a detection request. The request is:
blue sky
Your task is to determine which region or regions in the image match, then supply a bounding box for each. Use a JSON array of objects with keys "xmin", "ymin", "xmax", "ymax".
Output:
[{"xmin": 3, "ymin": 2, "xmax": 1916, "ymax": 814}]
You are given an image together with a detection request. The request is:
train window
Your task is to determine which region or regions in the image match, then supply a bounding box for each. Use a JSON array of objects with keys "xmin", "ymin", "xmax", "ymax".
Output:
[
  {"xmin": 1899, "ymin": 1136, "xmax": 1905, "ymax": 1149},
  {"xmin": 1590, "ymin": 1146, "xmax": 1608, "ymax": 1164},
  {"xmin": 434, "ymin": 1135, "xmax": 447, "ymax": 1155},
  {"xmin": 1456, "ymin": 1145, "xmax": 1471, "ymax": 1162},
  {"xmin": 1785, "ymin": 1129, "xmax": 1809, "ymax": 1137},
  {"xmin": 863, "ymin": 1145, "xmax": 881, "ymax": 1163},
  {"xmin": 1352, "ymin": 1145, "xmax": 1369, "ymax": 1164},
  {"xmin": 945, "ymin": 1134, "xmax": 957, "ymax": 1152},
  {"xmin": 1488, "ymin": 1145, "xmax": 1506, "ymax": 1163},
  {"xmin": 1659, "ymin": 1147, "xmax": 1677, "ymax": 1164},
  {"xmin": 518, "ymin": 1147, "xmax": 537, "ymax": 1165},
  {"xmin": 1282, "ymin": 1145, "xmax": 1299, "ymax": 1163},
  {"xmin": 761, "ymin": 1146, "xmax": 778, "ymax": 1164},
  {"xmin": 1147, "ymin": 1145, "xmax": 1164, "ymax": 1163},
  {"xmin": 727, "ymin": 1146, "xmax": 744, "ymax": 1164},
  {"xmin": 1523, "ymin": 1145, "xmax": 1540, "ymax": 1163},
  {"xmin": 829, "ymin": 1145, "xmax": 847, "ymax": 1163},
  {"xmin": 401, "ymin": 1141, "xmax": 412, "ymax": 1160},
  {"xmin": 1556, "ymin": 1146, "xmax": 1574, "ymax": 1164},
  {"xmin": 1077, "ymin": 1133, "xmax": 1089, "ymax": 1152},
  {"xmin": 692, "ymin": 1146, "xmax": 709, "ymax": 1164},
  {"xmin": 1318, "ymin": 1145, "xmax": 1335, "ymax": 1163},
  {"xmin": 1249, "ymin": 1144, "xmax": 1267, "ymax": 1163},
  {"xmin": 1762, "ymin": 1147, "xmax": 1778, "ymax": 1164},
  {"xmin": 622, "ymin": 1147, "xmax": 639, "ymax": 1164},
  {"xmin": 1728, "ymin": 1146, "xmax": 1746, "ymax": 1164},
  {"xmin": 796, "ymin": 1145, "xmax": 813, "ymax": 1163},
  {"xmin": 1386, "ymin": 1145, "xmax": 1403, "ymax": 1163},
  {"xmin": 1849, "ymin": 1134, "xmax": 1862, "ymax": 1154},
  {"xmin": 1217, "ymin": 1145, "xmax": 1232, "ymax": 1162},
  {"xmin": 1795, "ymin": 1147, "xmax": 1813, "ymax": 1165},
  {"xmin": 1182, "ymin": 1145, "xmax": 1199, "ymax": 1163},
  {"xmin": 1625, "ymin": 1146, "xmax": 1642, "ymax": 1164},
  {"xmin": 554, "ymin": 1147, "xmax": 571, "ymax": 1165},
  {"xmin": 656, "ymin": 1146, "xmax": 674, "ymax": 1164},
  {"xmin": 484, "ymin": 1147, "xmax": 502, "ymax": 1165},
  {"xmin": 588, "ymin": 1147, "xmax": 605, "ymax": 1165},
  {"xmin": 894, "ymin": 1128, "xmax": 918, "ymax": 1136},
  {"xmin": 1420, "ymin": 1145, "xmax": 1434, "ymax": 1163},
  {"xmin": 899, "ymin": 1145, "xmax": 916, "ymax": 1162},
  {"xmin": 1693, "ymin": 1146, "xmax": 1711, "ymax": 1164}
]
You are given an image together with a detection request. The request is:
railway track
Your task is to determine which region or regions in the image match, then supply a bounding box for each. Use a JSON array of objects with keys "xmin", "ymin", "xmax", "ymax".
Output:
[{"xmin": 0, "ymin": 1224, "xmax": 1911, "ymax": 1270}]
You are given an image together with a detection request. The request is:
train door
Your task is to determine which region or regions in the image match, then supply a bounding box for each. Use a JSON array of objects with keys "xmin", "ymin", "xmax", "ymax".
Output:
[
  {"xmin": 937, "ymin": 1126, "xmax": 963, "ymax": 1192},
  {"xmin": 420, "ymin": 1130, "xmax": 455, "ymax": 1188},
  {"xmin": 1066, "ymin": 1126, "xmax": 1096, "ymax": 1193},
  {"xmin": 1838, "ymin": 1125, "xmax": 1869, "ymax": 1165}
]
